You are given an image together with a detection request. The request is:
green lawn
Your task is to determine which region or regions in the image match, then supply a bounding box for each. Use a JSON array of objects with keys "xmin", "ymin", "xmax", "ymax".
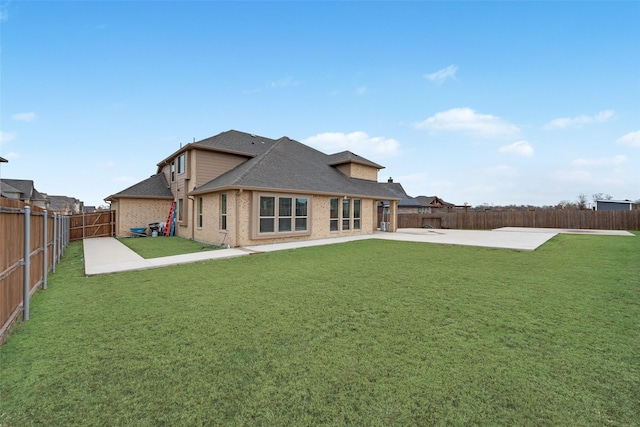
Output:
[
  {"xmin": 117, "ymin": 236, "xmax": 221, "ymax": 258},
  {"xmin": 1, "ymin": 233, "xmax": 638, "ymax": 426}
]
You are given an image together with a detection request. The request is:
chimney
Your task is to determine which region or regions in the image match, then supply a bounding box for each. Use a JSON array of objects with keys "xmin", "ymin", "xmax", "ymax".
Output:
[{"xmin": 388, "ymin": 177, "xmax": 393, "ymax": 183}]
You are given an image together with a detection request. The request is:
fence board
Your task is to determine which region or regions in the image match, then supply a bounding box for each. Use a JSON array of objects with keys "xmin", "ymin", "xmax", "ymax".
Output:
[
  {"xmin": 391, "ymin": 209, "xmax": 640, "ymax": 231},
  {"xmin": 1, "ymin": 198, "xmax": 69, "ymax": 344},
  {"xmin": 69, "ymin": 211, "xmax": 115, "ymax": 241}
]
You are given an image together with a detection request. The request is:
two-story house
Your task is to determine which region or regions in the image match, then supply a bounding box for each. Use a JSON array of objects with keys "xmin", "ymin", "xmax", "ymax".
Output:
[{"xmin": 106, "ymin": 130, "xmax": 400, "ymax": 247}]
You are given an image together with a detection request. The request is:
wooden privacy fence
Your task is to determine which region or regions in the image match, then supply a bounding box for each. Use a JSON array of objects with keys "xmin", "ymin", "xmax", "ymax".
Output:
[
  {"xmin": 69, "ymin": 210, "xmax": 115, "ymax": 241},
  {"xmin": 394, "ymin": 209, "xmax": 640, "ymax": 230},
  {"xmin": 0, "ymin": 197, "xmax": 70, "ymax": 343}
]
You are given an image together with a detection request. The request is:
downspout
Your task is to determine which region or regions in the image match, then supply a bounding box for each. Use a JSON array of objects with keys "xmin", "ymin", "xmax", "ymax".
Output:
[
  {"xmin": 188, "ymin": 195, "xmax": 195, "ymax": 240},
  {"xmin": 235, "ymin": 189, "xmax": 242, "ymax": 247}
]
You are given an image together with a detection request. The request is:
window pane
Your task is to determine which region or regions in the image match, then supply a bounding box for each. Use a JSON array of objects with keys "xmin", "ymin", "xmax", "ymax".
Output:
[
  {"xmin": 221, "ymin": 216, "xmax": 227, "ymax": 230},
  {"xmin": 178, "ymin": 199, "xmax": 184, "ymax": 221},
  {"xmin": 342, "ymin": 219, "xmax": 350, "ymax": 230},
  {"xmin": 279, "ymin": 198, "xmax": 292, "ymax": 217},
  {"xmin": 296, "ymin": 198, "xmax": 308, "ymax": 216},
  {"xmin": 279, "ymin": 218, "xmax": 292, "ymax": 232},
  {"xmin": 260, "ymin": 218, "xmax": 274, "ymax": 233},
  {"xmin": 260, "ymin": 196, "xmax": 275, "ymax": 216},
  {"xmin": 353, "ymin": 199, "xmax": 361, "ymax": 230},
  {"xmin": 177, "ymin": 154, "xmax": 185, "ymax": 173},
  {"xmin": 295, "ymin": 218, "xmax": 307, "ymax": 231},
  {"xmin": 342, "ymin": 198, "xmax": 350, "ymax": 218},
  {"xmin": 221, "ymin": 193, "xmax": 227, "ymax": 214},
  {"xmin": 330, "ymin": 198, "xmax": 339, "ymax": 219},
  {"xmin": 330, "ymin": 219, "xmax": 339, "ymax": 231}
]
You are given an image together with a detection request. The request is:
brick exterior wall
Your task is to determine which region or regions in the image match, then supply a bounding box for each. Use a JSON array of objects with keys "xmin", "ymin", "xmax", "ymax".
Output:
[
  {"xmin": 112, "ymin": 198, "xmax": 173, "ymax": 237},
  {"xmin": 191, "ymin": 190, "xmax": 380, "ymax": 247}
]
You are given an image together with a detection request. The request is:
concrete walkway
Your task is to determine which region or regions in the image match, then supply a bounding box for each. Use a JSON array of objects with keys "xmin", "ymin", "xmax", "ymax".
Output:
[{"xmin": 83, "ymin": 227, "xmax": 633, "ymax": 276}]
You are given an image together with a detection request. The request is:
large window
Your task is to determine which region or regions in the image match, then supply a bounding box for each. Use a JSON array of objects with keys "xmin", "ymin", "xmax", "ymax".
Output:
[
  {"xmin": 342, "ymin": 198, "xmax": 351, "ymax": 230},
  {"xmin": 197, "ymin": 197, "xmax": 203, "ymax": 228},
  {"xmin": 330, "ymin": 198, "xmax": 339, "ymax": 231},
  {"xmin": 177, "ymin": 198, "xmax": 184, "ymax": 222},
  {"xmin": 296, "ymin": 198, "xmax": 308, "ymax": 231},
  {"xmin": 171, "ymin": 162, "xmax": 175, "ymax": 181},
  {"xmin": 220, "ymin": 193, "xmax": 227, "ymax": 230},
  {"xmin": 353, "ymin": 199, "xmax": 361, "ymax": 230},
  {"xmin": 258, "ymin": 195, "xmax": 308, "ymax": 235},
  {"xmin": 330, "ymin": 198, "xmax": 361, "ymax": 231},
  {"xmin": 177, "ymin": 154, "xmax": 185, "ymax": 174}
]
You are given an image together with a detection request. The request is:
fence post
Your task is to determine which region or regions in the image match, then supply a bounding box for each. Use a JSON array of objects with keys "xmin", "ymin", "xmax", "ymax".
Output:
[
  {"xmin": 22, "ymin": 206, "xmax": 31, "ymax": 321},
  {"xmin": 43, "ymin": 210, "xmax": 48, "ymax": 290},
  {"xmin": 52, "ymin": 213, "xmax": 58, "ymax": 273},
  {"xmin": 57, "ymin": 214, "xmax": 62, "ymax": 263}
]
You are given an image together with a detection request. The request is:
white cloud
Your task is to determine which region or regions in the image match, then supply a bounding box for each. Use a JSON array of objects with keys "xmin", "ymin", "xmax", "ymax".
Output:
[
  {"xmin": 551, "ymin": 170, "xmax": 592, "ymax": 183},
  {"xmin": 269, "ymin": 76, "xmax": 298, "ymax": 88},
  {"xmin": 571, "ymin": 155, "xmax": 627, "ymax": 167},
  {"xmin": 356, "ymin": 86, "xmax": 367, "ymax": 95},
  {"xmin": 2, "ymin": 151, "xmax": 20, "ymax": 160},
  {"xmin": 11, "ymin": 112, "xmax": 37, "ymax": 122},
  {"xmin": 303, "ymin": 131, "xmax": 400, "ymax": 158},
  {"xmin": 415, "ymin": 107, "xmax": 520, "ymax": 139},
  {"xmin": 424, "ymin": 65, "xmax": 458, "ymax": 84},
  {"xmin": 483, "ymin": 164, "xmax": 518, "ymax": 176},
  {"xmin": 499, "ymin": 140, "xmax": 533, "ymax": 157},
  {"xmin": 616, "ymin": 130, "xmax": 640, "ymax": 147},
  {"xmin": 543, "ymin": 110, "xmax": 615, "ymax": 130},
  {"xmin": 0, "ymin": 131, "xmax": 16, "ymax": 144}
]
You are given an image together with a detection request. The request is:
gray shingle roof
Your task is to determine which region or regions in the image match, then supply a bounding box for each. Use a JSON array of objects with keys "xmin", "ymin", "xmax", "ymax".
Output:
[
  {"xmin": 380, "ymin": 182, "xmax": 420, "ymax": 206},
  {"xmin": 106, "ymin": 173, "xmax": 172, "ymax": 200},
  {"xmin": 157, "ymin": 130, "xmax": 278, "ymax": 169},
  {"xmin": 327, "ymin": 151, "xmax": 384, "ymax": 169},
  {"xmin": 191, "ymin": 136, "xmax": 399, "ymax": 200},
  {"xmin": 415, "ymin": 195, "xmax": 454, "ymax": 207},
  {"xmin": 1, "ymin": 179, "xmax": 47, "ymax": 201}
]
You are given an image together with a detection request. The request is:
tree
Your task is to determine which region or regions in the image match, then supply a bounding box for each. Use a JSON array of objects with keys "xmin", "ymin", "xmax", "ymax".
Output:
[
  {"xmin": 592, "ymin": 193, "xmax": 613, "ymax": 203},
  {"xmin": 577, "ymin": 193, "xmax": 588, "ymax": 210}
]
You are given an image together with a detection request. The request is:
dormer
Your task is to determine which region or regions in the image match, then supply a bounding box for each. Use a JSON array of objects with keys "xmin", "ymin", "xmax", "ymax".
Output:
[{"xmin": 327, "ymin": 151, "xmax": 384, "ymax": 181}]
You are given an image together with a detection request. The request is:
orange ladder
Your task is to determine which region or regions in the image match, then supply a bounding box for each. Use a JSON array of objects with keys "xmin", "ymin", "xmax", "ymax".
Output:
[{"xmin": 163, "ymin": 202, "xmax": 176, "ymax": 236}]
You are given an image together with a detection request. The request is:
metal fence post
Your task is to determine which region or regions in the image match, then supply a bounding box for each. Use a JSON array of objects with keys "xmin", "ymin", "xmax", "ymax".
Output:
[
  {"xmin": 57, "ymin": 214, "xmax": 62, "ymax": 263},
  {"xmin": 52, "ymin": 213, "xmax": 58, "ymax": 273},
  {"xmin": 23, "ymin": 206, "xmax": 31, "ymax": 321},
  {"xmin": 43, "ymin": 210, "xmax": 48, "ymax": 290}
]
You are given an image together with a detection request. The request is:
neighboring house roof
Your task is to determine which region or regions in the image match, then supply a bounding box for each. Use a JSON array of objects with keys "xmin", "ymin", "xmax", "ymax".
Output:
[
  {"xmin": 190, "ymin": 136, "xmax": 399, "ymax": 200},
  {"xmin": 379, "ymin": 182, "xmax": 420, "ymax": 206},
  {"xmin": 1, "ymin": 181, "xmax": 22, "ymax": 198},
  {"xmin": 595, "ymin": 199, "xmax": 632, "ymax": 204},
  {"xmin": 1, "ymin": 179, "xmax": 47, "ymax": 202},
  {"xmin": 416, "ymin": 195, "xmax": 454, "ymax": 207},
  {"xmin": 46, "ymin": 195, "xmax": 81, "ymax": 212},
  {"xmin": 106, "ymin": 173, "xmax": 173, "ymax": 200}
]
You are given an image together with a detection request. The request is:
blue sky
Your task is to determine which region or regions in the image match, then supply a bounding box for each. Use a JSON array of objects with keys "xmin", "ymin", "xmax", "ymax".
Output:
[{"xmin": 1, "ymin": 1, "xmax": 639, "ymax": 208}]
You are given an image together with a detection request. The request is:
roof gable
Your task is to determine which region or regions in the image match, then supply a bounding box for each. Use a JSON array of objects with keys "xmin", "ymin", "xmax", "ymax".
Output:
[
  {"xmin": 327, "ymin": 151, "xmax": 384, "ymax": 169},
  {"xmin": 157, "ymin": 130, "xmax": 278, "ymax": 168},
  {"xmin": 106, "ymin": 173, "xmax": 173, "ymax": 200}
]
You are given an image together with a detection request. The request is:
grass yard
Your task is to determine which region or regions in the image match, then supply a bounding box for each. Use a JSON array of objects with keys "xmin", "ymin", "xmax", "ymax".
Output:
[
  {"xmin": 1, "ymin": 233, "xmax": 638, "ymax": 426},
  {"xmin": 117, "ymin": 236, "xmax": 221, "ymax": 258}
]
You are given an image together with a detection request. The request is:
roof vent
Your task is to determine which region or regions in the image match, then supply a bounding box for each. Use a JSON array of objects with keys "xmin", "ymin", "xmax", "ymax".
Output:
[{"xmin": 388, "ymin": 177, "xmax": 393, "ymax": 183}]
